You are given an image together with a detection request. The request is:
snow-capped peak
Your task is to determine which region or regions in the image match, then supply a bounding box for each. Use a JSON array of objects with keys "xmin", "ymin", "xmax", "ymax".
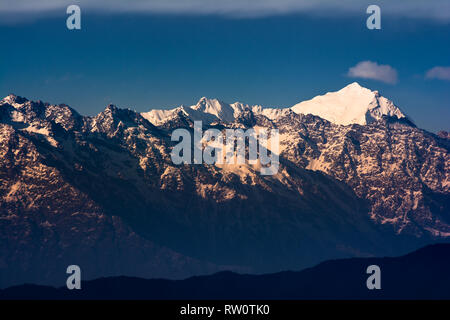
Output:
[
  {"xmin": 1, "ymin": 94, "xmax": 28, "ymax": 107},
  {"xmin": 191, "ymin": 97, "xmax": 237, "ymax": 122},
  {"xmin": 291, "ymin": 82, "xmax": 406, "ymax": 125}
]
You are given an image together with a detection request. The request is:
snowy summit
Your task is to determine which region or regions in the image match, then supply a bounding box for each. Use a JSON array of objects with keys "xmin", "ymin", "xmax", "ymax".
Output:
[{"xmin": 291, "ymin": 82, "xmax": 406, "ymax": 126}]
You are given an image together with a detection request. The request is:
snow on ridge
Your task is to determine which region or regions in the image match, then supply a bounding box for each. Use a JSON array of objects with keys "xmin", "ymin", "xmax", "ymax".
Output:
[
  {"xmin": 1, "ymin": 94, "xmax": 29, "ymax": 109},
  {"xmin": 142, "ymin": 97, "xmax": 253, "ymax": 126},
  {"xmin": 144, "ymin": 83, "xmax": 408, "ymax": 126},
  {"xmin": 191, "ymin": 97, "xmax": 236, "ymax": 123},
  {"xmin": 142, "ymin": 107, "xmax": 183, "ymax": 126},
  {"xmin": 291, "ymin": 82, "xmax": 407, "ymax": 126},
  {"xmin": 141, "ymin": 97, "xmax": 286, "ymax": 125}
]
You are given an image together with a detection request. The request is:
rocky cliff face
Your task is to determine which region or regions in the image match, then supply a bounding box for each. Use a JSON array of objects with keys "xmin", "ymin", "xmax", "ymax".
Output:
[
  {"xmin": 273, "ymin": 113, "xmax": 449, "ymax": 236},
  {"xmin": 0, "ymin": 97, "xmax": 231, "ymax": 288},
  {"xmin": 0, "ymin": 85, "xmax": 448, "ymax": 288}
]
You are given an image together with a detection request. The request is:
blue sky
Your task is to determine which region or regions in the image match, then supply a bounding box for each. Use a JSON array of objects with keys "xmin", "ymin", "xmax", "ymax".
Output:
[{"xmin": 0, "ymin": 1, "xmax": 449, "ymax": 132}]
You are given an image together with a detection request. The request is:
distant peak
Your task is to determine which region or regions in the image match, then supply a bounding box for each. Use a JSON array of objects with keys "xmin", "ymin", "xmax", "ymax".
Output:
[
  {"xmin": 291, "ymin": 83, "xmax": 407, "ymax": 126},
  {"xmin": 197, "ymin": 97, "xmax": 209, "ymax": 105},
  {"xmin": 347, "ymin": 82, "xmax": 363, "ymax": 88},
  {"xmin": 197, "ymin": 97, "xmax": 220, "ymax": 104},
  {"xmin": 105, "ymin": 104, "xmax": 118, "ymax": 111},
  {"xmin": 2, "ymin": 94, "xmax": 28, "ymax": 104},
  {"xmin": 194, "ymin": 97, "xmax": 226, "ymax": 111},
  {"xmin": 340, "ymin": 82, "xmax": 372, "ymax": 92}
]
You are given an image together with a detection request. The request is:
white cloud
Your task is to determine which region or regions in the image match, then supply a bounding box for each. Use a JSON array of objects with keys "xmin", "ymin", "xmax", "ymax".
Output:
[
  {"xmin": 347, "ymin": 61, "xmax": 398, "ymax": 84},
  {"xmin": 425, "ymin": 66, "xmax": 450, "ymax": 81},
  {"xmin": 0, "ymin": 0, "xmax": 450, "ymax": 22}
]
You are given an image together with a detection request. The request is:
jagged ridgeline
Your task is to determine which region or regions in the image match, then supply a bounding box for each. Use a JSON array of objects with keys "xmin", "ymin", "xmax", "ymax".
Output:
[{"xmin": 0, "ymin": 83, "xmax": 449, "ymax": 288}]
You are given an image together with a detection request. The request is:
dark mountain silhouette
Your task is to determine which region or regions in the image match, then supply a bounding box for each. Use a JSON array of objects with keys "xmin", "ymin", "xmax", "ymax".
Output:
[{"xmin": 1, "ymin": 244, "xmax": 449, "ymax": 300}]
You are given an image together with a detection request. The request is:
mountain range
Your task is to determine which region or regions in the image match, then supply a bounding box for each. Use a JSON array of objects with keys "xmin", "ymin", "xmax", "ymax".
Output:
[
  {"xmin": 142, "ymin": 82, "xmax": 407, "ymax": 126},
  {"xmin": 0, "ymin": 82, "xmax": 448, "ymax": 289}
]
